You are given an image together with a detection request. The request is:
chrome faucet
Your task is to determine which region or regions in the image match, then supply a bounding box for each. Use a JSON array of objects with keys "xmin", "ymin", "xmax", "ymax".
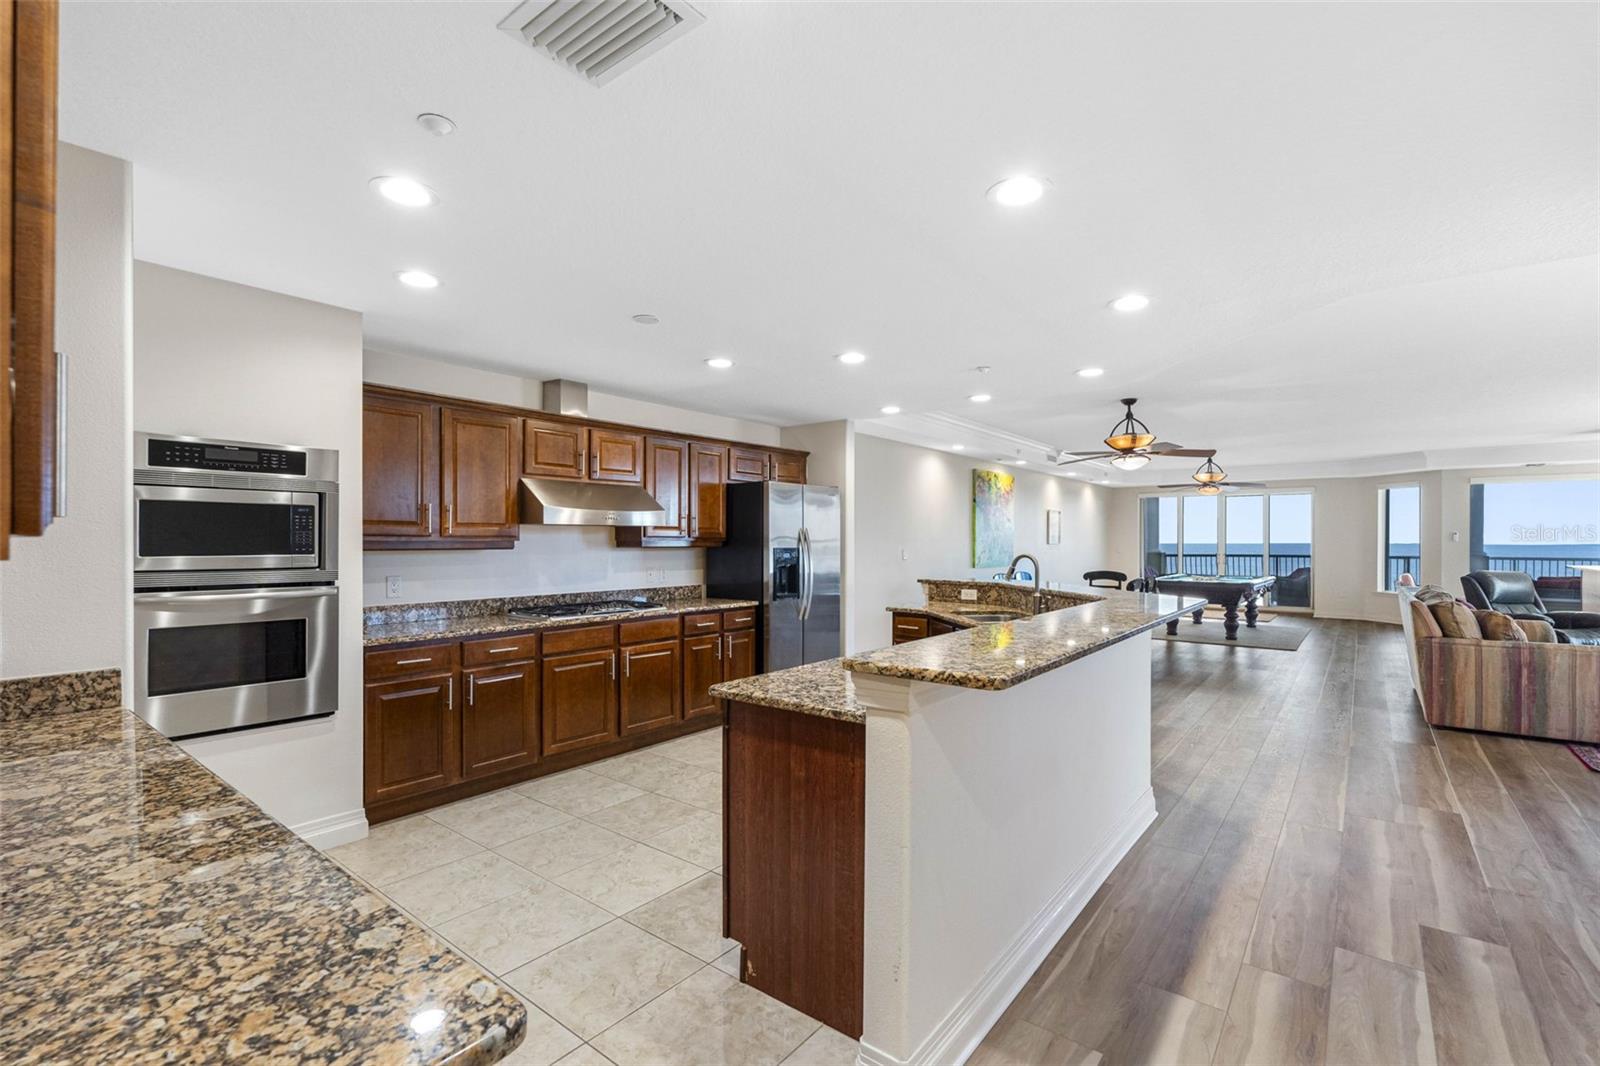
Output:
[{"xmin": 1005, "ymin": 553, "xmax": 1042, "ymax": 612}]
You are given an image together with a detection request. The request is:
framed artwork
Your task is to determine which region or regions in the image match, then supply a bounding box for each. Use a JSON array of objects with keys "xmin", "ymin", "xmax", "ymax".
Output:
[
  {"xmin": 972, "ymin": 469, "xmax": 1016, "ymax": 567},
  {"xmin": 1046, "ymin": 509, "xmax": 1061, "ymax": 545}
]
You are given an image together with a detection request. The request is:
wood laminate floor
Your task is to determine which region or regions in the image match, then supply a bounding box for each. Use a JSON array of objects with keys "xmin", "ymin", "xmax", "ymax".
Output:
[{"xmin": 973, "ymin": 619, "xmax": 1600, "ymax": 1066}]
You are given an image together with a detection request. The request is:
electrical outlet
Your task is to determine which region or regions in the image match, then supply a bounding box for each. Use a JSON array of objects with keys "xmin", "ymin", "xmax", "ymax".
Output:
[
  {"xmin": 386, "ymin": 575, "xmax": 402, "ymax": 599},
  {"xmin": 960, "ymin": 588, "xmax": 978, "ymax": 601}
]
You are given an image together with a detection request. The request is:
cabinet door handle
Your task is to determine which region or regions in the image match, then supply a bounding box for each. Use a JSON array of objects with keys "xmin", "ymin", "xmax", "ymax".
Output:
[
  {"xmin": 623, "ymin": 651, "xmax": 630, "ymax": 678},
  {"xmin": 396, "ymin": 656, "xmax": 433, "ymax": 665},
  {"xmin": 715, "ymin": 638, "xmax": 721, "ymax": 661},
  {"xmin": 467, "ymin": 673, "xmax": 475, "ymax": 706},
  {"xmin": 442, "ymin": 503, "xmax": 452, "ymax": 535},
  {"xmin": 418, "ymin": 501, "xmax": 431, "ymax": 533},
  {"xmin": 476, "ymin": 674, "xmax": 519, "ymax": 687},
  {"xmin": 630, "ymin": 649, "xmax": 672, "ymax": 662},
  {"xmin": 446, "ymin": 677, "xmax": 453, "ymax": 710},
  {"xmin": 610, "ymin": 652, "xmax": 616, "ymax": 680}
]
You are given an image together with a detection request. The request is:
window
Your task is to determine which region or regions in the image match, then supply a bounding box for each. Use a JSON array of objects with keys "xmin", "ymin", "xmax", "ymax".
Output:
[
  {"xmin": 1469, "ymin": 478, "xmax": 1599, "ymax": 609},
  {"xmin": 1138, "ymin": 490, "xmax": 1314, "ymax": 608},
  {"xmin": 1381, "ymin": 485, "xmax": 1421, "ymax": 591}
]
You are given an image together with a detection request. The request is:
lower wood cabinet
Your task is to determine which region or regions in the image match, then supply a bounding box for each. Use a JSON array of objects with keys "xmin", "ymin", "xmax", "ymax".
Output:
[
  {"xmin": 620, "ymin": 638, "xmax": 681, "ymax": 735},
  {"xmin": 364, "ymin": 672, "xmax": 460, "ymax": 805},
  {"xmin": 891, "ymin": 612, "xmax": 928, "ymax": 643},
  {"xmin": 724, "ymin": 628, "xmax": 757, "ymax": 684},
  {"xmin": 542, "ymin": 647, "xmax": 619, "ymax": 756},
  {"xmin": 682, "ymin": 632, "xmax": 724, "ymax": 719},
  {"xmin": 462, "ymin": 662, "xmax": 539, "ymax": 779}
]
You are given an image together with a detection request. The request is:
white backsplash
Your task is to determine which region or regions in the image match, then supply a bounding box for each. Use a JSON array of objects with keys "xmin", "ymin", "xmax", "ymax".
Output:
[{"xmin": 362, "ymin": 525, "xmax": 704, "ymax": 606}]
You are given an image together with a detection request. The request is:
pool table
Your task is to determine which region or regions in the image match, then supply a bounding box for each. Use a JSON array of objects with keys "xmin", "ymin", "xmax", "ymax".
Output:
[{"xmin": 1153, "ymin": 574, "xmax": 1277, "ymax": 640}]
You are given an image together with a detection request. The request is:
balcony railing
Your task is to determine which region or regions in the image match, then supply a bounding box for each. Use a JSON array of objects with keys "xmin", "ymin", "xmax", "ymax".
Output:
[
  {"xmin": 1159, "ymin": 552, "xmax": 1312, "ymax": 578},
  {"xmin": 1480, "ymin": 554, "xmax": 1597, "ymax": 579},
  {"xmin": 1386, "ymin": 554, "xmax": 1420, "ymax": 590}
]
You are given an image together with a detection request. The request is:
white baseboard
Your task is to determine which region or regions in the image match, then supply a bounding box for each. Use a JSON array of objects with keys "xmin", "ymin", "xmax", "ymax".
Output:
[
  {"xmin": 856, "ymin": 788, "xmax": 1157, "ymax": 1066},
  {"xmin": 293, "ymin": 808, "xmax": 369, "ymax": 850}
]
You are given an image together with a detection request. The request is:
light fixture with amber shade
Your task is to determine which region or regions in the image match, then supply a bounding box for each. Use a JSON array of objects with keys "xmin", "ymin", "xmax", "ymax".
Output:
[
  {"xmin": 1196, "ymin": 483, "xmax": 1223, "ymax": 496},
  {"xmin": 1191, "ymin": 457, "xmax": 1227, "ymax": 484},
  {"xmin": 1104, "ymin": 398, "xmax": 1156, "ymax": 452}
]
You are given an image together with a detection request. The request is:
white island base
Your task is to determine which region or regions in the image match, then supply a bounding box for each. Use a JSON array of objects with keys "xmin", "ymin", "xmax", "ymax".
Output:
[{"xmin": 854, "ymin": 632, "xmax": 1156, "ymax": 1066}]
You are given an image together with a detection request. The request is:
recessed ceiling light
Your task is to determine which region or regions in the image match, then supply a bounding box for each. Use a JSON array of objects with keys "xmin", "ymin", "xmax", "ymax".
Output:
[
  {"xmin": 371, "ymin": 176, "xmax": 436, "ymax": 207},
  {"xmin": 396, "ymin": 269, "xmax": 440, "ymax": 289},
  {"xmin": 1015, "ymin": 459, "xmax": 1028, "ymax": 465},
  {"xmin": 705, "ymin": 357, "xmax": 734, "ymax": 369},
  {"xmin": 1101, "ymin": 478, "xmax": 1111, "ymax": 484},
  {"xmin": 987, "ymin": 175, "xmax": 1045, "ymax": 207},
  {"xmin": 1076, "ymin": 367, "xmax": 1105, "ymax": 378},
  {"xmin": 1110, "ymin": 293, "xmax": 1150, "ymax": 313},
  {"xmin": 837, "ymin": 351, "xmax": 867, "ymax": 365},
  {"xmin": 969, "ymin": 393, "xmax": 992, "ymax": 403},
  {"xmin": 416, "ymin": 112, "xmax": 456, "ymax": 137},
  {"xmin": 880, "ymin": 405, "xmax": 901, "ymax": 415},
  {"xmin": 631, "ymin": 313, "xmax": 659, "ymax": 325},
  {"xmin": 951, "ymin": 444, "xmax": 965, "ymax": 451}
]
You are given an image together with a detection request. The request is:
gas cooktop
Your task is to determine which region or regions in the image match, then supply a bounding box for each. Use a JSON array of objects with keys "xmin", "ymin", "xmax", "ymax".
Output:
[{"xmin": 509, "ymin": 599, "xmax": 662, "ymax": 621}]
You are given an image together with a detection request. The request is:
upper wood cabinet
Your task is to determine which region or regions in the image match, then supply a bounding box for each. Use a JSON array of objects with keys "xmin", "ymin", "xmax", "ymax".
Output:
[
  {"xmin": 728, "ymin": 446, "xmax": 770, "ymax": 483},
  {"xmin": 690, "ymin": 443, "xmax": 728, "ymax": 543},
  {"xmin": 441, "ymin": 406, "xmax": 520, "ymax": 540},
  {"xmin": 3, "ymin": 0, "xmax": 60, "ymax": 559},
  {"xmin": 523, "ymin": 417, "xmax": 586, "ymax": 480},
  {"xmin": 616, "ymin": 436, "xmax": 689, "ymax": 547},
  {"xmin": 588, "ymin": 428, "xmax": 644, "ymax": 484},
  {"xmin": 771, "ymin": 452, "xmax": 806, "ymax": 484},
  {"xmin": 364, "ymin": 395, "xmax": 439, "ymax": 538}
]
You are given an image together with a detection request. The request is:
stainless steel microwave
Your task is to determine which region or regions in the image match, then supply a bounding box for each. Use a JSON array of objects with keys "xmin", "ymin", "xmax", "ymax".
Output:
[{"xmin": 133, "ymin": 432, "xmax": 338, "ymax": 589}]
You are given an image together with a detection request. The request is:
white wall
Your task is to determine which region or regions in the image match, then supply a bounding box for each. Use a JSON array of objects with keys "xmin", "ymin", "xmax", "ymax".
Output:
[
  {"xmin": 0, "ymin": 145, "xmax": 132, "ymax": 687},
  {"xmin": 850, "ymin": 433, "xmax": 1112, "ymax": 653},
  {"xmin": 133, "ymin": 263, "xmax": 366, "ymax": 847},
  {"xmin": 1107, "ymin": 463, "xmax": 1600, "ymax": 624},
  {"xmin": 360, "ymin": 349, "xmax": 788, "ymax": 606}
]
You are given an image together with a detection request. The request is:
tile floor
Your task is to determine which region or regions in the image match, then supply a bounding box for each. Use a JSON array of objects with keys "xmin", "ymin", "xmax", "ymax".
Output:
[{"xmin": 329, "ymin": 727, "xmax": 860, "ymax": 1066}]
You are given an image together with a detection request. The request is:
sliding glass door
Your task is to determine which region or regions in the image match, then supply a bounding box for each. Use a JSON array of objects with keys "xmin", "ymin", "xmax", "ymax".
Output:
[{"xmin": 1139, "ymin": 490, "xmax": 1314, "ymax": 609}]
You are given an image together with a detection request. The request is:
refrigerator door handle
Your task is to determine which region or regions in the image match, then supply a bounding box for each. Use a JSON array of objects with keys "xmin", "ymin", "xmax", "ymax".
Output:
[{"xmin": 798, "ymin": 525, "xmax": 814, "ymax": 621}]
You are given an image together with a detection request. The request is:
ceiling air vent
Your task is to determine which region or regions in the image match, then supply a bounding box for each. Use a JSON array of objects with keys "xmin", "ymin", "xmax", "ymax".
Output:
[{"xmin": 498, "ymin": 0, "xmax": 704, "ymax": 86}]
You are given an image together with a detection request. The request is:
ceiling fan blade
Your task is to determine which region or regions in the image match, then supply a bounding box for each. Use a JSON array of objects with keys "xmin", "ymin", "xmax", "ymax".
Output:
[
  {"xmin": 1150, "ymin": 447, "xmax": 1217, "ymax": 458},
  {"xmin": 1224, "ymin": 481, "xmax": 1269, "ymax": 488},
  {"xmin": 1054, "ymin": 452, "xmax": 1116, "ymax": 465}
]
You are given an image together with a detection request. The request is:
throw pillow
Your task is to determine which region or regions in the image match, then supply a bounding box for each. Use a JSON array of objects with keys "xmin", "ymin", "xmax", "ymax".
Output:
[
  {"xmin": 1414, "ymin": 585, "xmax": 1455, "ymax": 605},
  {"xmin": 1430, "ymin": 601, "xmax": 1482, "ymax": 639},
  {"xmin": 1514, "ymin": 618, "xmax": 1559, "ymax": 643},
  {"xmin": 1474, "ymin": 610, "xmax": 1528, "ymax": 642}
]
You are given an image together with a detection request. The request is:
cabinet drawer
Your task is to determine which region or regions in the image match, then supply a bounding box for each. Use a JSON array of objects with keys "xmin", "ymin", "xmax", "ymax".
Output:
[
  {"xmin": 366, "ymin": 643, "xmax": 458, "ymax": 681},
  {"xmin": 722, "ymin": 608, "xmax": 756, "ymax": 631},
  {"xmin": 683, "ymin": 611, "xmax": 723, "ymax": 635},
  {"xmin": 542, "ymin": 623, "xmax": 618, "ymax": 655},
  {"xmin": 620, "ymin": 616, "xmax": 680, "ymax": 644},
  {"xmin": 890, "ymin": 614, "xmax": 928, "ymax": 643},
  {"xmin": 462, "ymin": 632, "xmax": 540, "ymax": 666}
]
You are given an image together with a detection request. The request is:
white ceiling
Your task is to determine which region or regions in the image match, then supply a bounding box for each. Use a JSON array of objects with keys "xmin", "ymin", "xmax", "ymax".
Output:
[{"xmin": 60, "ymin": 1, "xmax": 1599, "ymax": 477}]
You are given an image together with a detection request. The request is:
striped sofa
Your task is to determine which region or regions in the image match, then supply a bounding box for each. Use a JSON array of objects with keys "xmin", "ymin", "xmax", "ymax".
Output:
[{"xmin": 1400, "ymin": 587, "xmax": 1600, "ymax": 743}]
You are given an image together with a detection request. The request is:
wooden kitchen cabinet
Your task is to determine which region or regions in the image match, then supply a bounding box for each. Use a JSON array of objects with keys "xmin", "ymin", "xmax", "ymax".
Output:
[
  {"xmin": 928, "ymin": 620, "xmax": 956, "ymax": 637},
  {"xmin": 771, "ymin": 452, "xmax": 806, "ymax": 484},
  {"xmin": 728, "ymin": 446, "xmax": 770, "ymax": 483},
  {"xmin": 462, "ymin": 662, "xmax": 539, "ymax": 780},
  {"xmin": 364, "ymin": 395, "xmax": 440, "ymax": 538},
  {"xmin": 587, "ymin": 428, "xmax": 644, "ymax": 484},
  {"xmin": 620, "ymin": 638, "xmax": 682, "ymax": 735},
  {"xmin": 891, "ymin": 612, "xmax": 928, "ymax": 643},
  {"xmin": 724, "ymin": 628, "xmax": 757, "ymax": 685},
  {"xmin": 364, "ymin": 672, "xmax": 461, "ymax": 805},
  {"xmin": 690, "ymin": 442, "xmax": 728, "ymax": 543},
  {"xmin": 615, "ymin": 436, "xmax": 688, "ymax": 547},
  {"xmin": 542, "ymin": 647, "xmax": 619, "ymax": 756},
  {"xmin": 3, "ymin": 0, "xmax": 60, "ymax": 558},
  {"xmin": 522, "ymin": 417, "xmax": 587, "ymax": 479},
  {"xmin": 682, "ymin": 631, "xmax": 724, "ymax": 719},
  {"xmin": 441, "ymin": 406, "xmax": 521, "ymax": 540}
]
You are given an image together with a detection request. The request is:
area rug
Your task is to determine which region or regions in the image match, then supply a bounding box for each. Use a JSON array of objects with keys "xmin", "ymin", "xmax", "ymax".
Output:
[
  {"xmin": 1569, "ymin": 744, "xmax": 1600, "ymax": 773},
  {"xmin": 1155, "ymin": 618, "xmax": 1308, "ymax": 651}
]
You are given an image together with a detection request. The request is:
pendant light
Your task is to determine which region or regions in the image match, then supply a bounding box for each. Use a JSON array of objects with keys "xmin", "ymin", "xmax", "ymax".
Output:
[
  {"xmin": 1104, "ymin": 398, "xmax": 1155, "ymax": 452},
  {"xmin": 1196, "ymin": 483, "xmax": 1222, "ymax": 496},
  {"xmin": 1191, "ymin": 457, "xmax": 1226, "ymax": 484}
]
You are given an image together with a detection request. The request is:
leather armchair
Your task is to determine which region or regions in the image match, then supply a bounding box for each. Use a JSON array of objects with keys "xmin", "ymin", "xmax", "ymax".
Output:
[{"xmin": 1461, "ymin": 571, "xmax": 1600, "ymax": 646}]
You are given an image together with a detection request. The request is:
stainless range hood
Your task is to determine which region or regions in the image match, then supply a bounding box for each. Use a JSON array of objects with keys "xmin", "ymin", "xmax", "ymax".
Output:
[{"xmin": 519, "ymin": 477, "xmax": 667, "ymax": 526}]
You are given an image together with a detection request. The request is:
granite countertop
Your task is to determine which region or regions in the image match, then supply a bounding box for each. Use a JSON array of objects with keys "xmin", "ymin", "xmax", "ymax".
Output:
[
  {"xmin": 365, "ymin": 596, "xmax": 759, "ymax": 648},
  {"xmin": 1, "ymin": 697, "xmax": 525, "ymax": 1063},
  {"xmin": 710, "ymin": 658, "xmax": 864, "ymax": 723},
  {"xmin": 844, "ymin": 584, "xmax": 1203, "ymax": 691}
]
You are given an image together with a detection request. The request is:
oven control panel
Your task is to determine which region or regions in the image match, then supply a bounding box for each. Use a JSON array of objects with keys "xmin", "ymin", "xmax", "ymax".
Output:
[
  {"xmin": 290, "ymin": 505, "xmax": 317, "ymax": 554},
  {"xmin": 147, "ymin": 438, "xmax": 309, "ymax": 476}
]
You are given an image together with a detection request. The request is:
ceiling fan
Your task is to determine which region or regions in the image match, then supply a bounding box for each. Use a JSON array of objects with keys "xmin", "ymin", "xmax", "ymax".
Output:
[
  {"xmin": 1158, "ymin": 456, "xmax": 1267, "ymax": 495},
  {"xmin": 1052, "ymin": 398, "xmax": 1217, "ymax": 472}
]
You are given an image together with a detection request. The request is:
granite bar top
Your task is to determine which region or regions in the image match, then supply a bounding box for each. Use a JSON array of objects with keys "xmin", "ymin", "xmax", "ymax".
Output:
[
  {"xmin": 366, "ymin": 596, "xmax": 759, "ymax": 647},
  {"xmin": 710, "ymin": 658, "xmax": 864, "ymax": 723},
  {"xmin": 1, "ymin": 695, "xmax": 525, "ymax": 1063},
  {"xmin": 843, "ymin": 582, "xmax": 1203, "ymax": 691}
]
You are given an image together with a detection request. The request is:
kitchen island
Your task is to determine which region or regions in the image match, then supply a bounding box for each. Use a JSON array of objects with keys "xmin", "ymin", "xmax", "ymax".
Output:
[
  {"xmin": 712, "ymin": 583, "xmax": 1198, "ymax": 1066},
  {"xmin": 0, "ymin": 672, "xmax": 525, "ymax": 1064}
]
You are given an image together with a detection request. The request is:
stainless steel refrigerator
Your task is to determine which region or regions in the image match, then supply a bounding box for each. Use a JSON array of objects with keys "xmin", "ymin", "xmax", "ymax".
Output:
[{"xmin": 706, "ymin": 481, "xmax": 840, "ymax": 672}]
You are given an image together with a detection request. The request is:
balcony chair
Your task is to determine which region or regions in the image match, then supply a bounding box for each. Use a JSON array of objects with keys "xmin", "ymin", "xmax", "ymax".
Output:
[{"xmin": 1460, "ymin": 570, "xmax": 1600, "ymax": 646}]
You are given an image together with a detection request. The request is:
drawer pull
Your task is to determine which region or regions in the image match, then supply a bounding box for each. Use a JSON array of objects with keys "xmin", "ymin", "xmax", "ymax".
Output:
[
  {"xmin": 895, "ymin": 624, "xmax": 920, "ymax": 631},
  {"xmin": 396, "ymin": 656, "xmax": 434, "ymax": 665},
  {"xmin": 487, "ymin": 646, "xmax": 520, "ymax": 654},
  {"xmin": 693, "ymin": 620, "xmax": 716, "ymax": 628}
]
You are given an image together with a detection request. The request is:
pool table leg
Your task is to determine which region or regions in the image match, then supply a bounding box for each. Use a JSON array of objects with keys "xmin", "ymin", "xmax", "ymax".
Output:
[
  {"xmin": 1245, "ymin": 595, "xmax": 1260, "ymax": 628},
  {"xmin": 1191, "ymin": 606, "xmax": 1204, "ymax": 625},
  {"xmin": 1223, "ymin": 600, "xmax": 1240, "ymax": 639},
  {"xmin": 1166, "ymin": 618, "xmax": 1179, "ymax": 636}
]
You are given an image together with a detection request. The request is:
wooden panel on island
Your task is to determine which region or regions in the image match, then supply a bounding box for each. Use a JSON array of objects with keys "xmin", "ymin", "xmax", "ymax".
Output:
[{"xmin": 724, "ymin": 700, "xmax": 864, "ymax": 1037}]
